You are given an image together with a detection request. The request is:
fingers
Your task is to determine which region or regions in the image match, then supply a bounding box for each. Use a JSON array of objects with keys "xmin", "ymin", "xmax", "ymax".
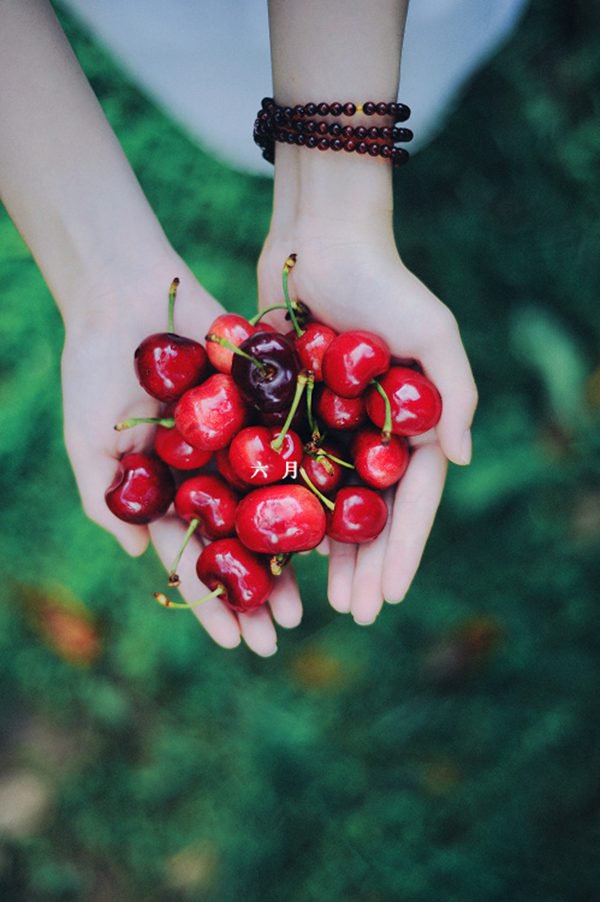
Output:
[
  {"xmin": 149, "ymin": 517, "xmax": 242, "ymax": 650},
  {"xmin": 420, "ymin": 312, "xmax": 478, "ymax": 466},
  {"xmin": 382, "ymin": 441, "xmax": 447, "ymax": 603},
  {"xmin": 327, "ymin": 540, "xmax": 357, "ymax": 613},
  {"xmin": 268, "ymin": 565, "xmax": 303, "ymax": 629},
  {"xmin": 237, "ymin": 607, "xmax": 278, "ymax": 657},
  {"xmin": 349, "ymin": 491, "xmax": 393, "ymax": 625}
]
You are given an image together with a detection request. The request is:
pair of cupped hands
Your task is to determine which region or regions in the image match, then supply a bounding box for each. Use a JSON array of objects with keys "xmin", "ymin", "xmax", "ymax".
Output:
[{"xmin": 61, "ymin": 222, "xmax": 477, "ymax": 657}]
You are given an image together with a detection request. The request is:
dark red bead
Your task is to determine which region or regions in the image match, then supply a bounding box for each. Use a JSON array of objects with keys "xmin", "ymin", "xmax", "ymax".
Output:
[
  {"xmin": 381, "ymin": 127, "xmax": 392, "ymax": 139},
  {"xmin": 363, "ymin": 102, "xmax": 376, "ymax": 115},
  {"xmin": 317, "ymin": 121, "xmax": 329, "ymax": 134},
  {"xmin": 331, "ymin": 138, "xmax": 343, "ymax": 151},
  {"xmin": 392, "ymin": 147, "xmax": 409, "ymax": 165},
  {"xmin": 356, "ymin": 142, "xmax": 368, "ymax": 154},
  {"xmin": 305, "ymin": 121, "xmax": 316, "ymax": 134},
  {"xmin": 296, "ymin": 133, "xmax": 306, "ymax": 146},
  {"xmin": 368, "ymin": 126, "xmax": 380, "ymax": 139},
  {"xmin": 317, "ymin": 137, "xmax": 330, "ymax": 150},
  {"xmin": 330, "ymin": 102, "xmax": 343, "ymax": 116},
  {"xmin": 306, "ymin": 135, "xmax": 319, "ymax": 148},
  {"xmin": 381, "ymin": 144, "xmax": 393, "ymax": 158},
  {"xmin": 285, "ymin": 131, "xmax": 295, "ymax": 144},
  {"xmin": 344, "ymin": 139, "xmax": 357, "ymax": 152},
  {"xmin": 343, "ymin": 102, "xmax": 356, "ymax": 116},
  {"xmin": 283, "ymin": 106, "xmax": 294, "ymax": 119},
  {"xmin": 329, "ymin": 122, "xmax": 342, "ymax": 136},
  {"xmin": 342, "ymin": 125, "xmax": 354, "ymax": 138},
  {"xmin": 354, "ymin": 126, "xmax": 367, "ymax": 139},
  {"xmin": 294, "ymin": 104, "xmax": 305, "ymax": 117},
  {"xmin": 305, "ymin": 102, "xmax": 317, "ymax": 116},
  {"xmin": 393, "ymin": 103, "xmax": 411, "ymax": 122},
  {"xmin": 376, "ymin": 102, "xmax": 389, "ymax": 115},
  {"xmin": 317, "ymin": 102, "xmax": 330, "ymax": 115},
  {"xmin": 367, "ymin": 144, "xmax": 381, "ymax": 157}
]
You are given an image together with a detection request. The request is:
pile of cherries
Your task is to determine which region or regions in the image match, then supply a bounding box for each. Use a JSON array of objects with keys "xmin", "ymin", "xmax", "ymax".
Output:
[{"xmin": 105, "ymin": 256, "xmax": 442, "ymax": 616}]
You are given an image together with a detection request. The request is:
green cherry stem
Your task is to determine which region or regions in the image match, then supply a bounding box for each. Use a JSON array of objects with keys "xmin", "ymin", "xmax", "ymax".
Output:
[
  {"xmin": 282, "ymin": 253, "xmax": 304, "ymax": 338},
  {"xmin": 153, "ymin": 585, "xmax": 224, "ymax": 610},
  {"xmin": 205, "ymin": 332, "xmax": 269, "ymax": 375},
  {"xmin": 270, "ymin": 371, "xmax": 311, "ymax": 452},
  {"xmin": 320, "ymin": 450, "xmax": 355, "ymax": 469},
  {"xmin": 167, "ymin": 277, "xmax": 180, "ymax": 333},
  {"xmin": 249, "ymin": 303, "xmax": 288, "ymax": 325},
  {"xmin": 114, "ymin": 416, "xmax": 175, "ymax": 432},
  {"xmin": 305, "ymin": 374, "xmax": 320, "ymax": 439},
  {"xmin": 370, "ymin": 379, "xmax": 392, "ymax": 443},
  {"xmin": 167, "ymin": 518, "xmax": 200, "ymax": 587},
  {"xmin": 299, "ymin": 465, "xmax": 335, "ymax": 512}
]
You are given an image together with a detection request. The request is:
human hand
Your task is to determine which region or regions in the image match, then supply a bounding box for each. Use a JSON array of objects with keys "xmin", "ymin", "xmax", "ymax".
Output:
[
  {"xmin": 60, "ymin": 259, "xmax": 301, "ymax": 655},
  {"xmin": 258, "ymin": 221, "xmax": 478, "ymax": 624}
]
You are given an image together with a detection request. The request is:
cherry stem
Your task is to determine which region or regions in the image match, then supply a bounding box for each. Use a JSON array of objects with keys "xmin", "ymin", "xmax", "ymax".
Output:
[
  {"xmin": 282, "ymin": 253, "xmax": 304, "ymax": 338},
  {"xmin": 320, "ymin": 450, "xmax": 355, "ymax": 470},
  {"xmin": 168, "ymin": 277, "xmax": 180, "ymax": 334},
  {"xmin": 299, "ymin": 465, "xmax": 335, "ymax": 512},
  {"xmin": 270, "ymin": 371, "xmax": 311, "ymax": 452},
  {"xmin": 153, "ymin": 585, "xmax": 224, "ymax": 610},
  {"xmin": 249, "ymin": 304, "xmax": 288, "ymax": 325},
  {"xmin": 114, "ymin": 416, "xmax": 175, "ymax": 432},
  {"xmin": 305, "ymin": 375, "xmax": 320, "ymax": 439},
  {"xmin": 167, "ymin": 518, "xmax": 199, "ymax": 586},
  {"xmin": 205, "ymin": 332, "xmax": 268, "ymax": 375},
  {"xmin": 370, "ymin": 379, "xmax": 392, "ymax": 443},
  {"xmin": 270, "ymin": 552, "xmax": 292, "ymax": 576}
]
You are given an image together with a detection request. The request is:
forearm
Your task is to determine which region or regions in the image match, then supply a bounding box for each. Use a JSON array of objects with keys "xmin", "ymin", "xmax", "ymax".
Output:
[
  {"xmin": 267, "ymin": 0, "xmax": 409, "ymax": 229},
  {"xmin": 0, "ymin": 0, "xmax": 174, "ymax": 321}
]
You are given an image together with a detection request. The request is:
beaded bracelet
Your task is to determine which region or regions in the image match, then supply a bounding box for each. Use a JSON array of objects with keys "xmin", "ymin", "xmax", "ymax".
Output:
[{"xmin": 254, "ymin": 97, "xmax": 412, "ymax": 167}]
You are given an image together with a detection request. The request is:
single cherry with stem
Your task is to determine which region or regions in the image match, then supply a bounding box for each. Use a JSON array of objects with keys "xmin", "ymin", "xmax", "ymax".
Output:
[
  {"xmin": 134, "ymin": 278, "xmax": 208, "ymax": 402},
  {"xmin": 322, "ymin": 329, "xmax": 391, "ymax": 399},
  {"xmin": 228, "ymin": 425, "xmax": 303, "ymax": 486},
  {"xmin": 351, "ymin": 426, "xmax": 410, "ymax": 489},
  {"xmin": 299, "ymin": 467, "xmax": 388, "ymax": 544},
  {"xmin": 235, "ymin": 484, "xmax": 327, "ymax": 553},
  {"xmin": 168, "ymin": 474, "xmax": 239, "ymax": 586},
  {"xmin": 366, "ymin": 366, "xmax": 442, "ymax": 436},
  {"xmin": 205, "ymin": 313, "xmax": 256, "ymax": 373}
]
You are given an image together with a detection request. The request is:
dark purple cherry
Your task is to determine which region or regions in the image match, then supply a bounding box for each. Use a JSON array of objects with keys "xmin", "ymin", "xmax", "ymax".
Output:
[{"xmin": 231, "ymin": 330, "xmax": 300, "ymax": 413}]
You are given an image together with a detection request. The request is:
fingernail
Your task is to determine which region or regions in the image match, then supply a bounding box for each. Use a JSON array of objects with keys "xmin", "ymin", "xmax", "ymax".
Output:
[
  {"xmin": 459, "ymin": 429, "xmax": 472, "ymax": 465},
  {"xmin": 263, "ymin": 646, "xmax": 278, "ymax": 657},
  {"xmin": 354, "ymin": 617, "xmax": 376, "ymax": 627}
]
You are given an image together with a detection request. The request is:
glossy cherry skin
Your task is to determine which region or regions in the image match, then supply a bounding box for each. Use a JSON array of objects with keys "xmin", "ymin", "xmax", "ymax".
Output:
[
  {"xmin": 196, "ymin": 538, "xmax": 273, "ymax": 613},
  {"xmin": 215, "ymin": 447, "xmax": 252, "ymax": 492},
  {"xmin": 105, "ymin": 452, "xmax": 175, "ymax": 524},
  {"xmin": 231, "ymin": 330, "xmax": 300, "ymax": 413},
  {"xmin": 229, "ymin": 426, "xmax": 303, "ymax": 486},
  {"xmin": 235, "ymin": 485, "xmax": 326, "ymax": 553},
  {"xmin": 326, "ymin": 486, "xmax": 388, "ymax": 544},
  {"xmin": 206, "ymin": 313, "xmax": 256, "ymax": 374},
  {"xmin": 315, "ymin": 385, "xmax": 366, "ymax": 431},
  {"xmin": 351, "ymin": 427, "xmax": 410, "ymax": 489},
  {"xmin": 322, "ymin": 330, "xmax": 390, "ymax": 398},
  {"xmin": 259, "ymin": 394, "xmax": 308, "ymax": 434},
  {"xmin": 175, "ymin": 474, "xmax": 238, "ymax": 539},
  {"xmin": 292, "ymin": 322, "xmax": 337, "ymax": 381},
  {"xmin": 154, "ymin": 424, "xmax": 212, "ymax": 470},
  {"xmin": 365, "ymin": 366, "xmax": 442, "ymax": 436},
  {"xmin": 301, "ymin": 443, "xmax": 345, "ymax": 496},
  {"xmin": 134, "ymin": 332, "xmax": 208, "ymax": 403},
  {"xmin": 174, "ymin": 374, "xmax": 248, "ymax": 451}
]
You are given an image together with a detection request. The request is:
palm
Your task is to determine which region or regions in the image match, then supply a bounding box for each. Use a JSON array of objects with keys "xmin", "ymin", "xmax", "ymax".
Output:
[
  {"xmin": 61, "ymin": 261, "xmax": 298, "ymax": 656},
  {"xmin": 258, "ymin": 233, "xmax": 477, "ymax": 622}
]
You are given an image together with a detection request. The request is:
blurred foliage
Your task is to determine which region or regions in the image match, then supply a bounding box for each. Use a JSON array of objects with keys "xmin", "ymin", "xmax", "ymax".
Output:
[{"xmin": 0, "ymin": 0, "xmax": 598, "ymax": 900}]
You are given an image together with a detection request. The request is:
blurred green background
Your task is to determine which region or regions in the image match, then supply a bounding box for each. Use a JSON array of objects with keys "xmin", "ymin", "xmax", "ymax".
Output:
[{"xmin": 1, "ymin": 1, "xmax": 599, "ymax": 900}]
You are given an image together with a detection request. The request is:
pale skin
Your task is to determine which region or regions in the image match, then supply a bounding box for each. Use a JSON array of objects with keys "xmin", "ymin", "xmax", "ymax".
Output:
[{"xmin": 0, "ymin": 0, "xmax": 477, "ymax": 654}]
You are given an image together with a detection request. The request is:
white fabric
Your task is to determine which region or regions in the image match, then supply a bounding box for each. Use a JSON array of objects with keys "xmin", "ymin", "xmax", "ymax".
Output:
[{"xmin": 62, "ymin": 0, "xmax": 528, "ymax": 174}]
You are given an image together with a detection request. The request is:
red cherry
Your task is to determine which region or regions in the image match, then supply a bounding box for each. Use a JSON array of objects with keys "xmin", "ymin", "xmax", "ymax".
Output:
[
  {"xmin": 175, "ymin": 474, "xmax": 238, "ymax": 539},
  {"xmin": 215, "ymin": 447, "xmax": 252, "ymax": 492},
  {"xmin": 301, "ymin": 444, "xmax": 345, "ymax": 496},
  {"xmin": 196, "ymin": 538, "xmax": 273, "ymax": 613},
  {"xmin": 153, "ymin": 424, "xmax": 212, "ymax": 470},
  {"xmin": 229, "ymin": 426, "xmax": 303, "ymax": 486},
  {"xmin": 105, "ymin": 452, "xmax": 175, "ymax": 524},
  {"xmin": 292, "ymin": 321, "xmax": 337, "ymax": 381},
  {"xmin": 326, "ymin": 486, "xmax": 388, "ymax": 544},
  {"xmin": 322, "ymin": 330, "xmax": 390, "ymax": 398},
  {"xmin": 315, "ymin": 385, "xmax": 366, "ymax": 431},
  {"xmin": 365, "ymin": 367, "xmax": 442, "ymax": 436},
  {"xmin": 134, "ymin": 333, "xmax": 208, "ymax": 403},
  {"xmin": 351, "ymin": 427, "xmax": 410, "ymax": 489},
  {"xmin": 206, "ymin": 313, "xmax": 256, "ymax": 373},
  {"xmin": 235, "ymin": 485, "xmax": 326, "ymax": 553},
  {"xmin": 174, "ymin": 374, "xmax": 248, "ymax": 451}
]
